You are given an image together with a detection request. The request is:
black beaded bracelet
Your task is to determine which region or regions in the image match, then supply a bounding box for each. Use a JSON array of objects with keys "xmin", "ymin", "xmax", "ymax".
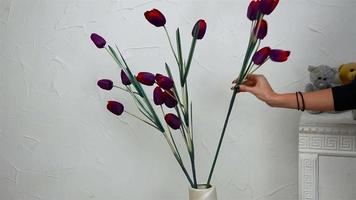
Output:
[
  {"xmin": 296, "ymin": 92, "xmax": 300, "ymax": 111},
  {"xmin": 298, "ymin": 91, "xmax": 305, "ymax": 111}
]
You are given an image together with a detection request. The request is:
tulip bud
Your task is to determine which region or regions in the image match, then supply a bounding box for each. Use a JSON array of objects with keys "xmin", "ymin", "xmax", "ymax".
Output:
[
  {"xmin": 121, "ymin": 70, "xmax": 131, "ymax": 85},
  {"xmin": 164, "ymin": 90, "xmax": 177, "ymax": 108},
  {"xmin": 247, "ymin": 0, "xmax": 260, "ymax": 21},
  {"xmin": 144, "ymin": 9, "xmax": 166, "ymax": 27},
  {"xmin": 253, "ymin": 19, "xmax": 268, "ymax": 39},
  {"xmin": 97, "ymin": 79, "xmax": 114, "ymax": 90},
  {"xmin": 192, "ymin": 19, "xmax": 207, "ymax": 40},
  {"xmin": 153, "ymin": 86, "xmax": 165, "ymax": 105},
  {"xmin": 155, "ymin": 73, "xmax": 174, "ymax": 90},
  {"xmin": 136, "ymin": 72, "xmax": 155, "ymax": 86},
  {"xmin": 259, "ymin": 0, "xmax": 279, "ymax": 15},
  {"xmin": 270, "ymin": 49, "xmax": 290, "ymax": 62},
  {"xmin": 107, "ymin": 101, "xmax": 124, "ymax": 116},
  {"xmin": 90, "ymin": 33, "xmax": 106, "ymax": 49},
  {"xmin": 164, "ymin": 113, "xmax": 182, "ymax": 130},
  {"xmin": 252, "ymin": 47, "xmax": 271, "ymax": 65}
]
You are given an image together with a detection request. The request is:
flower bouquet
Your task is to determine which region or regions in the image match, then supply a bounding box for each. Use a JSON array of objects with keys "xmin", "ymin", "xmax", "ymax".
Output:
[{"xmin": 91, "ymin": 0, "xmax": 289, "ymax": 199}]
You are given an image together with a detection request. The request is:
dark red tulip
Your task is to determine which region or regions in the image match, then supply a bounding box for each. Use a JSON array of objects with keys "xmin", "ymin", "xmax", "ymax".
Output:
[
  {"xmin": 247, "ymin": 0, "xmax": 260, "ymax": 21},
  {"xmin": 90, "ymin": 33, "xmax": 106, "ymax": 49},
  {"xmin": 259, "ymin": 0, "xmax": 279, "ymax": 15},
  {"xmin": 144, "ymin": 9, "xmax": 166, "ymax": 27},
  {"xmin": 153, "ymin": 86, "xmax": 165, "ymax": 105},
  {"xmin": 192, "ymin": 19, "xmax": 207, "ymax": 40},
  {"xmin": 163, "ymin": 90, "xmax": 177, "ymax": 108},
  {"xmin": 121, "ymin": 70, "xmax": 131, "ymax": 85},
  {"xmin": 155, "ymin": 73, "xmax": 174, "ymax": 90},
  {"xmin": 253, "ymin": 19, "xmax": 267, "ymax": 39},
  {"xmin": 107, "ymin": 101, "xmax": 124, "ymax": 116},
  {"xmin": 270, "ymin": 49, "xmax": 290, "ymax": 62},
  {"xmin": 164, "ymin": 113, "xmax": 182, "ymax": 130},
  {"xmin": 252, "ymin": 47, "xmax": 271, "ymax": 65},
  {"xmin": 136, "ymin": 72, "xmax": 155, "ymax": 86},
  {"xmin": 97, "ymin": 79, "xmax": 114, "ymax": 90}
]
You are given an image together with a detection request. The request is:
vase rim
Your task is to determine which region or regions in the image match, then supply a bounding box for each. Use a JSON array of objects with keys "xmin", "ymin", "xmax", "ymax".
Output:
[{"xmin": 190, "ymin": 184, "xmax": 214, "ymax": 190}]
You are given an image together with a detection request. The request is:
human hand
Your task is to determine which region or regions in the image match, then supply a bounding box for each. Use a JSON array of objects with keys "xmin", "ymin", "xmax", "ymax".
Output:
[{"xmin": 232, "ymin": 74, "xmax": 277, "ymax": 105}]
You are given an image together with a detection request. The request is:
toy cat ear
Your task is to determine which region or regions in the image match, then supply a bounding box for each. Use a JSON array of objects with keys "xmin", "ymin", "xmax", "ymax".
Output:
[
  {"xmin": 308, "ymin": 65, "xmax": 316, "ymax": 72},
  {"xmin": 338, "ymin": 64, "xmax": 344, "ymax": 72}
]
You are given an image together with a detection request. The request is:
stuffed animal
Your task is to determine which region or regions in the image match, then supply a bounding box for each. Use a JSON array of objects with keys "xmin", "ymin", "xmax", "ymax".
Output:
[
  {"xmin": 305, "ymin": 65, "xmax": 339, "ymax": 114},
  {"xmin": 339, "ymin": 63, "xmax": 356, "ymax": 85},
  {"xmin": 338, "ymin": 63, "xmax": 356, "ymax": 119}
]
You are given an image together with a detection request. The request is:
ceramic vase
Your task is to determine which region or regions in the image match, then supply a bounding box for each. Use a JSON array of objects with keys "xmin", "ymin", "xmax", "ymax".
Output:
[{"xmin": 189, "ymin": 184, "xmax": 217, "ymax": 200}]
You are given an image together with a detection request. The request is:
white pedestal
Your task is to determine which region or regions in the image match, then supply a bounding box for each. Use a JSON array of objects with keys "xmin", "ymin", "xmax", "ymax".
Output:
[{"xmin": 298, "ymin": 111, "xmax": 356, "ymax": 200}]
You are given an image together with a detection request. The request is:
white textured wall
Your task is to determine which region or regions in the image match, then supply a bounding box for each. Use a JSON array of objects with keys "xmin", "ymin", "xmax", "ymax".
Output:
[{"xmin": 1, "ymin": 0, "xmax": 356, "ymax": 199}]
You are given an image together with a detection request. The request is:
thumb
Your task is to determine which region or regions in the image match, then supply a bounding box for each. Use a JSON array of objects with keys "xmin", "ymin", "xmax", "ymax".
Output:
[{"xmin": 238, "ymin": 84, "xmax": 254, "ymax": 93}]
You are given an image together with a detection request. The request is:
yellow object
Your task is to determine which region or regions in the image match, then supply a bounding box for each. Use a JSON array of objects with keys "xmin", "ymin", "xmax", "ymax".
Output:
[{"xmin": 339, "ymin": 63, "xmax": 356, "ymax": 85}]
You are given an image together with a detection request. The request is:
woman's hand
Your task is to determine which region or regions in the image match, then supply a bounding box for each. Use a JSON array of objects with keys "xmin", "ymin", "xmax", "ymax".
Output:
[{"xmin": 232, "ymin": 74, "xmax": 277, "ymax": 106}]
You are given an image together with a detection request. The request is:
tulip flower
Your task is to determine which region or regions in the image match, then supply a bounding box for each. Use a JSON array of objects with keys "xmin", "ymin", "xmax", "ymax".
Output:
[
  {"xmin": 144, "ymin": 9, "xmax": 166, "ymax": 27},
  {"xmin": 164, "ymin": 113, "xmax": 182, "ymax": 130},
  {"xmin": 153, "ymin": 86, "xmax": 165, "ymax": 105},
  {"xmin": 121, "ymin": 70, "xmax": 131, "ymax": 85},
  {"xmin": 97, "ymin": 79, "xmax": 114, "ymax": 90},
  {"xmin": 164, "ymin": 90, "xmax": 177, "ymax": 108},
  {"xmin": 155, "ymin": 73, "xmax": 174, "ymax": 90},
  {"xmin": 192, "ymin": 19, "xmax": 207, "ymax": 40},
  {"xmin": 247, "ymin": 0, "xmax": 260, "ymax": 21},
  {"xmin": 90, "ymin": 33, "xmax": 106, "ymax": 49},
  {"xmin": 253, "ymin": 19, "xmax": 267, "ymax": 39},
  {"xmin": 136, "ymin": 72, "xmax": 155, "ymax": 86},
  {"xmin": 259, "ymin": 0, "xmax": 279, "ymax": 15},
  {"xmin": 270, "ymin": 49, "xmax": 290, "ymax": 62},
  {"xmin": 107, "ymin": 101, "xmax": 124, "ymax": 116},
  {"xmin": 252, "ymin": 47, "xmax": 271, "ymax": 65}
]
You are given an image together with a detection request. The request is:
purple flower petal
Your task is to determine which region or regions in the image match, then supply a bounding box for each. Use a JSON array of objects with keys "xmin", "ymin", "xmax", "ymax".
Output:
[
  {"xmin": 164, "ymin": 113, "xmax": 181, "ymax": 130},
  {"xmin": 253, "ymin": 19, "xmax": 268, "ymax": 39},
  {"xmin": 153, "ymin": 86, "xmax": 165, "ymax": 105},
  {"xmin": 252, "ymin": 47, "xmax": 271, "ymax": 65},
  {"xmin": 97, "ymin": 79, "xmax": 114, "ymax": 90},
  {"xmin": 90, "ymin": 33, "xmax": 106, "ymax": 49},
  {"xmin": 136, "ymin": 72, "xmax": 155, "ymax": 86},
  {"xmin": 121, "ymin": 70, "xmax": 131, "ymax": 85},
  {"xmin": 155, "ymin": 73, "xmax": 174, "ymax": 90},
  {"xmin": 163, "ymin": 90, "xmax": 177, "ymax": 108},
  {"xmin": 107, "ymin": 101, "xmax": 124, "ymax": 116},
  {"xmin": 192, "ymin": 19, "xmax": 207, "ymax": 40},
  {"xmin": 247, "ymin": 0, "xmax": 260, "ymax": 21},
  {"xmin": 144, "ymin": 9, "xmax": 166, "ymax": 27}
]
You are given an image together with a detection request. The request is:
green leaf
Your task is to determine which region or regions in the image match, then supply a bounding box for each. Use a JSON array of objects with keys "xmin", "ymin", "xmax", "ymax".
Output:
[
  {"xmin": 182, "ymin": 37, "xmax": 197, "ymax": 86},
  {"xmin": 176, "ymin": 28, "xmax": 184, "ymax": 80}
]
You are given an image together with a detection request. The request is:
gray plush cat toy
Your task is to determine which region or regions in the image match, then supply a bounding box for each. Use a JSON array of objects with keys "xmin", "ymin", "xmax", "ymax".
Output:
[{"xmin": 305, "ymin": 65, "xmax": 340, "ymax": 114}]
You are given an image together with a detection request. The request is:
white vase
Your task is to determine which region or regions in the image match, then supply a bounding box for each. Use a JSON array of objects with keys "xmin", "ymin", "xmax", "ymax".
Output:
[{"xmin": 189, "ymin": 184, "xmax": 217, "ymax": 200}]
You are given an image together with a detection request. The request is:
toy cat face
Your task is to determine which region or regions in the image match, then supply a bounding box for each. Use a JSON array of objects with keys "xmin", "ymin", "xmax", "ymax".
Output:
[
  {"xmin": 308, "ymin": 65, "xmax": 337, "ymax": 89},
  {"xmin": 339, "ymin": 63, "xmax": 356, "ymax": 85}
]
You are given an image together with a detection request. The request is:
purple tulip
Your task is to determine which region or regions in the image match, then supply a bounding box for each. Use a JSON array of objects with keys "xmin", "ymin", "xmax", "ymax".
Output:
[
  {"xmin": 97, "ymin": 79, "xmax": 114, "ymax": 90},
  {"xmin": 136, "ymin": 72, "xmax": 155, "ymax": 86},
  {"xmin": 144, "ymin": 9, "xmax": 166, "ymax": 27},
  {"xmin": 153, "ymin": 86, "xmax": 165, "ymax": 105},
  {"xmin": 247, "ymin": 0, "xmax": 260, "ymax": 21},
  {"xmin": 259, "ymin": 0, "xmax": 279, "ymax": 15},
  {"xmin": 155, "ymin": 73, "xmax": 174, "ymax": 90},
  {"xmin": 121, "ymin": 70, "xmax": 131, "ymax": 85},
  {"xmin": 253, "ymin": 19, "xmax": 268, "ymax": 39},
  {"xmin": 90, "ymin": 33, "xmax": 106, "ymax": 49},
  {"xmin": 192, "ymin": 19, "xmax": 207, "ymax": 40},
  {"xmin": 270, "ymin": 49, "xmax": 291, "ymax": 62},
  {"xmin": 163, "ymin": 90, "xmax": 177, "ymax": 108},
  {"xmin": 252, "ymin": 47, "xmax": 271, "ymax": 65},
  {"xmin": 164, "ymin": 113, "xmax": 182, "ymax": 130},
  {"xmin": 107, "ymin": 101, "xmax": 124, "ymax": 116}
]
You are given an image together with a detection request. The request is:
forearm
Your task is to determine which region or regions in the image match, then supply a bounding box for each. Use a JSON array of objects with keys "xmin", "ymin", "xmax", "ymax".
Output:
[{"xmin": 267, "ymin": 89, "xmax": 335, "ymax": 111}]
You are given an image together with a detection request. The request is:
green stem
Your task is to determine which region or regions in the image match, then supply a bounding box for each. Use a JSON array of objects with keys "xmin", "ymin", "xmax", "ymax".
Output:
[
  {"xmin": 207, "ymin": 89, "xmax": 238, "ymax": 185},
  {"xmin": 164, "ymin": 26, "xmax": 180, "ymax": 67}
]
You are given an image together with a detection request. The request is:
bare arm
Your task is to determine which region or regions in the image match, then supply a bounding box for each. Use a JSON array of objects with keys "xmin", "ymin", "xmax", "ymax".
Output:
[{"xmin": 236, "ymin": 74, "xmax": 335, "ymax": 111}]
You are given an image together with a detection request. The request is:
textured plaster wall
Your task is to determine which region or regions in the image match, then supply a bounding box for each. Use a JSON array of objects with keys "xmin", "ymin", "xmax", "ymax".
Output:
[{"xmin": 1, "ymin": 0, "xmax": 356, "ymax": 200}]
